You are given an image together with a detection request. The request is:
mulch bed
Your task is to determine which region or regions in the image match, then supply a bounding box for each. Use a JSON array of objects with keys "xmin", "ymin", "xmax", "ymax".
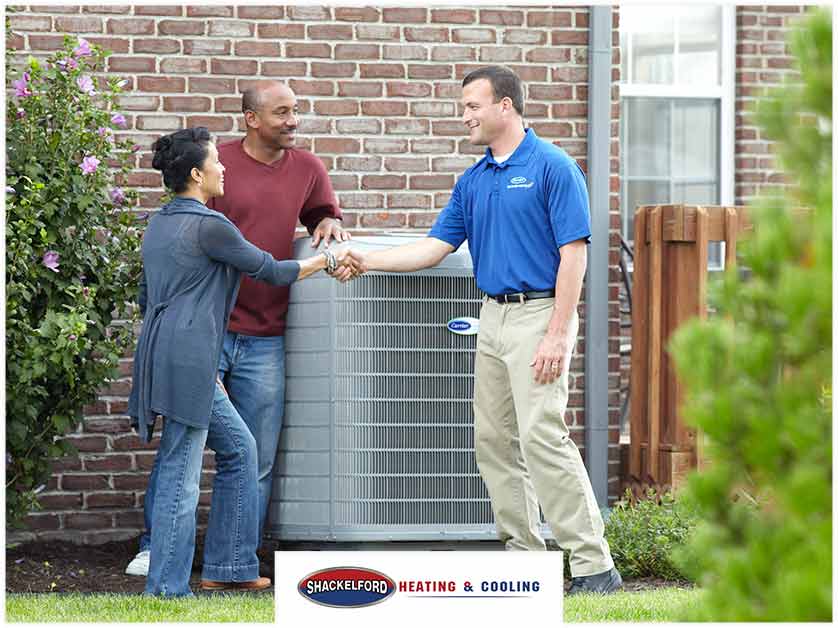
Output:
[{"xmin": 6, "ymin": 538, "xmax": 690, "ymax": 594}]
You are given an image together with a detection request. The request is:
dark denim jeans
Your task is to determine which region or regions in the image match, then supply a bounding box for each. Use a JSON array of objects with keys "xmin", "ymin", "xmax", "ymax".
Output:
[
  {"xmin": 144, "ymin": 384, "xmax": 259, "ymax": 597},
  {"xmin": 141, "ymin": 331, "xmax": 285, "ymax": 552}
]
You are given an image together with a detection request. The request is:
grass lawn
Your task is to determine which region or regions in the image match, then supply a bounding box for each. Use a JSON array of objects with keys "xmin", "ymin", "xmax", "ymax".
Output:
[
  {"xmin": 564, "ymin": 586, "xmax": 702, "ymax": 622},
  {"xmin": 5, "ymin": 593, "xmax": 274, "ymax": 623}
]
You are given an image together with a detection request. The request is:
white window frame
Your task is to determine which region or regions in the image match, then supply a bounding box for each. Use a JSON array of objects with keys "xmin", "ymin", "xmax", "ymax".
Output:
[{"xmin": 620, "ymin": 5, "xmax": 736, "ymax": 270}]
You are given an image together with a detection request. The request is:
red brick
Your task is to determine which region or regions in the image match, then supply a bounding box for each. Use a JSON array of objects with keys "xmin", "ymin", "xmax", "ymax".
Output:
[
  {"xmin": 407, "ymin": 64, "xmax": 452, "ymax": 80},
  {"xmin": 410, "ymin": 174, "xmax": 455, "ymax": 190},
  {"xmin": 552, "ymin": 31, "xmax": 588, "ymax": 45},
  {"xmin": 431, "ymin": 9, "xmax": 475, "ymax": 24},
  {"xmin": 452, "ymin": 29, "xmax": 495, "ymax": 44},
  {"xmin": 531, "ymin": 122, "xmax": 573, "ymax": 138},
  {"xmin": 552, "ymin": 103, "xmax": 588, "ymax": 118},
  {"xmin": 408, "ymin": 212, "xmax": 440, "ymax": 228},
  {"xmin": 51, "ymin": 456, "xmax": 82, "ymax": 472},
  {"xmin": 336, "ymin": 119, "xmax": 381, "ymax": 134},
  {"xmin": 258, "ymin": 23, "xmax": 305, "ymax": 39},
  {"xmin": 405, "ymin": 27, "xmax": 449, "ymax": 43},
  {"xmin": 106, "ymin": 18, "xmax": 154, "ymax": 35},
  {"xmin": 288, "ymin": 6, "xmax": 331, "ymax": 20},
  {"xmin": 385, "ymin": 157, "xmax": 429, "ymax": 173},
  {"xmin": 411, "ymin": 138, "xmax": 458, "ymax": 154},
  {"xmin": 55, "ymin": 16, "xmax": 103, "ymax": 32},
  {"xmin": 478, "ymin": 47, "xmax": 521, "ymax": 63},
  {"xmin": 213, "ymin": 97, "xmax": 240, "ymax": 113},
  {"xmin": 9, "ymin": 15, "xmax": 53, "ymax": 31},
  {"xmin": 552, "ymin": 67, "xmax": 589, "ymax": 83},
  {"xmin": 576, "ymin": 10, "xmax": 590, "ymax": 28},
  {"xmin": 190, "ymin": 77, "xmax": 236, "ymax": 93},
  {"xmin": 361, "ymin": 212, "xmax": 407, "ymax": 228},
  {"xmin": 386, "ymin": 82, "xmax": 432, "ymax": 98},
  {"xmin": 115, "ymin": 510, "xmax": 145, "ymax": 527},
  {"xmin": 387, "ymin": 193, "xmax": 431, "ymax": 209},
  {"xmin": 335, "ymin": 43, "xmax": 380, "ymax": 60},
  {"xmin": 28, "ymin": 5, "xmax": 79, "ymax": 13},
  {"xmin": 62, "ymin": 474, "xmax": 110, "ymax": 490},
  {"xmin": 311, "ymin": 62, "xmax": 356, "ymax": 78},
  {"xmin": 211, "ymin": 59, "xmax": 257, "ymax": 75},
  {"xmin": 336, "ymin": 156, "xmax": 382, "ymax": 171},
  {"xmin": 479, "ymin": 10, "xmax": 523, "ymax": 25},
  {"xmin": 527, "ymin": 11, "xmax": 572, "ymax": 27},
  {"xmin": 208, "ymin": 21, "xmax": 253, "ymax": 37},
  {"xmin": 133, "ymin": 38, "xmax": 180, "ymax": 53},
  {"xmin": 529, "ymin": 85, "xmax": 573, "ymax": 100},
  {"xmin": 309, "ymin": 24, "xmax": 353, "ymax": 40},
  {"xmin": 338, "ymin": 81, "xmax": 382, "ymax": 97},
  {"xmin": 289, "ymin": 79, "xmax": 334, "ymax": 96},
  {"xmin": 508, "ymin": 30, "xmax": 550, "ymax": 46},
  {"xmin": 28, "ymin": 35, "xmax": 65, "ymax": 50},
  {"xmin": 82, "ymin": 5, "xmax": 131, "ymax": 14},
  {"xmin": 359, "ymin": 64, "xmax": 404, "ymax": 79},
  {"xmin": 432, "ymin": 156, "xmax": 475, "ymax": 172},
  {"xmin": 186, "ymin": 6, "xmax": 233, "ymax": 17},
  {"xmin": 135, "ymin": 453, "xmax": 157, "ymax": 471},
  {"xmin": 235, "ymin": 41, "xmax": 281, "ymax": 57},
  {"xmin": 83, "ymin": 418, "xmax": 132, "ymax": 433},
  {"xmin": 87, "ymin": 492, "xmax": 135, "ymax": 508},
  {"xmin": 315, "ymin": 138, "xmax": 360, "ymax": 153},
  {"xmin": 113, "ymin": 474, "xmax": 151, "ymax": 490},
  {"xmin": 382, "ymin": 7, "xmax": 426, "ymax": 22},
  {"xmin": 62, "ymin": 435, "xmax": 108, "ymax": 453},
  {"xmin": 158, "ymin": 20, "xmax": 205, "ymax": 36},
  {"xmin": 328, "ymin": 174, "xmax": 357, "ymax": 190},
  {"xmin": 361, "ymin": 175, "xmax": 406, "ymax": 190},
  {"xmin": 286, "ymin": 42, "xmax": 331, "ymax": 58},
  {"xmin": 186, "ymin": 115, "xmax": 234, "ymax": 131},
  {"xmin": 314, "ymin": 100, "xmax": 359, "ymax": 116},
  {"xmin": 38, "ymin": 493, "xmax": 83, "ymax": 510},
  {"xmin": 524, "ymin": 102, "xmax": 548, "ymax": 119},
  {"xmin": 383, "ymin": 45, "xmax": 429, "ymax": 61},
  {"xmin": 7, "ymin": 33, "xmax": 24, "ymax": 50},
  {"xmin": 431, "ymin": 120, "xmax": 468, "ymax": 136},
  {"xmin": 84, "ymin": 401, "xmax": 108, "ymax": 415},
  {"xmin": 337, "ymin": 193, "xmax": 384, "ymax": 209},
  {"xmin": 65, "ymin": 513, "xmax": 113, "ymax": 529},
  {"xmin": 163, "ymin": 95, "xmax": 212, "ymax": 112},
  {"xmin": 362, "ymin": 101, "xmax": 408, "ymax": 116},
  {"xmin": 431, "ymin": 46, "xmax": 475, "ymax": 62},
  {"xmin": 138, "ymin": 76, "xmax": 186, "ymax": 93},
  {"xmin": 364, "ymin": 138, "xmax": 409, "ymax": 154},
  {"xmin": 237, "ymin": 6, "xmax": 284, "ymax": 19},
  {"xmin": 112, "ymin": 433, "xmax": 161, "ymax": 451},
  {"xmin": 385, "ymin": 119, "xmax": 430, "ymax": 135},
  {"xmin": 263, "ymin": 61, "xmax": 309, "ymax": 77},
  {"xmin": 356, "ymin": 25, "xmax": 400, "ymax": 41},
  {"xmin": 184, "ymin": 39, "xmax": 230, "ymax": 55},
  {"xmin": 25, "ymin": 514, "xmax": 61, "ymax": 531},
  {"xmin": 135, "ymin": 6, "xmax": 182, "ymax": 16},
  {"xmin": 108, "ymin": 56, "xmax": 155, "ymax": 73},
  {"xmin": 335, "ymin": 7, "xmax": 380, "ymax": 22}
]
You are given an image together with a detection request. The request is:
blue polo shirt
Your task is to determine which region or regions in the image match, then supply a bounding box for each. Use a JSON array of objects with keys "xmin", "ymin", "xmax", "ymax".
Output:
[{"xmin": 428, "ymin": 128, "xmax": 591, "ymax": 296}]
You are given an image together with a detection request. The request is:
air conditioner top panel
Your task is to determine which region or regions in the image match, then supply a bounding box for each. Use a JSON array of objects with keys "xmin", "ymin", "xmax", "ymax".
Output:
[{"xmin": 293, "ymin": 234, "xmax": 474, "ymax": 273}]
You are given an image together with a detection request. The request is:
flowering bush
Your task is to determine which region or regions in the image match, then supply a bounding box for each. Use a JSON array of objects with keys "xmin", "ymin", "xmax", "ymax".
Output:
[{"xmin": 6, "ymin": 34, "xmax": 143, "ymax": 527}]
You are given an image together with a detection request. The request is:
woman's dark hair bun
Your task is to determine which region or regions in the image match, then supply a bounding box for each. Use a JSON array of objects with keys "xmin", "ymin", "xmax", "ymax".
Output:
[{"xmin": 150, "ymin": 127, "xmax": 212, "ymax": 192}]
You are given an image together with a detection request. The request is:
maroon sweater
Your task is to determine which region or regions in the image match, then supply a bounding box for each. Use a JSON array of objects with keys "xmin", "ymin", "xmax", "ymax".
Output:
[{"xmin": 208, "ymin": 139, "xmax": 341, "ymax": 336}]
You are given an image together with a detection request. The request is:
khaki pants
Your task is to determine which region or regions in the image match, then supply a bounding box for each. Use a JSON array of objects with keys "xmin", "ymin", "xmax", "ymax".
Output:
[{"xmin": 473, "ymin": 297, "xmax": 614, "ymax": 577}]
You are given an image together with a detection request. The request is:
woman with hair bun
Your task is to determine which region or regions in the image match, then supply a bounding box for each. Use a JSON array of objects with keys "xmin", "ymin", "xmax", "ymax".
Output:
[{"xmin": 128, "ymin": 127, "xmax": 351, "ymax": 597}]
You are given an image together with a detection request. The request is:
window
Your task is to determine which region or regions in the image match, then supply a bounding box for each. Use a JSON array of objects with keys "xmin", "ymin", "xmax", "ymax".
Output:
[{"xmin": 620, "ymin": 5, "xmax": 735, "ymax": 268}]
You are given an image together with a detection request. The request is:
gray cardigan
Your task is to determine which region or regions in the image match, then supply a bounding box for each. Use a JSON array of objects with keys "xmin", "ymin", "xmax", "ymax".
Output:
[{"xmin": 128, "ymin": 196, "xmax": 300, "ymax": 440}]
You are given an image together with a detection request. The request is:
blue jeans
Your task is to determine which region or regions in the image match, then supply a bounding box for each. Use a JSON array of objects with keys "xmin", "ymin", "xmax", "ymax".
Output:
[
  {"xmin": 140, "ymin": 332, "xmax": 285, "ymax": 552},
  {"xmin": 145, "ymin": 385, "xmax": 260, "ymax": 597}
]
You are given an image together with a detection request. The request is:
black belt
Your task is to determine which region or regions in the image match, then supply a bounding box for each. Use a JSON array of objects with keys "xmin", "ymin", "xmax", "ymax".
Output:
[{"xmin": 488, "ymin": 290, "xmax": 555, "ymax": 304}]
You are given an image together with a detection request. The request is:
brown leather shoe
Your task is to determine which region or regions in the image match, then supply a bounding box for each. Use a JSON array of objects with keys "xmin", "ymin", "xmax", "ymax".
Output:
[{"xmin": 200, "ymin": 577, "xmax": 272, "ymax": 592}]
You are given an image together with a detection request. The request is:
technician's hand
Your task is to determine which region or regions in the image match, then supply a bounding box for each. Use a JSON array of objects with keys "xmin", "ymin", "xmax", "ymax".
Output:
[
  {"xmin": 312, "ymin": 217, "xmax": 351, "ymax": 248},
  {"xmin": 530, "ymin": 332, "xmax": 570, "ymax": 385},
  {"xmin": 332, "ymin": 249, "xmax": 367, "ymax": 283}
]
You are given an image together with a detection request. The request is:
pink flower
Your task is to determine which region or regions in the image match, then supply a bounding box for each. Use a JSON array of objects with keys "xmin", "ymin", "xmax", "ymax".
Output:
[
  {"xmin": 57, "ymin": 57, "xmax": 78, "ymax": 72},
  {"xmin": 68, "ymin": 334, "xmax": 78, "ymax": 341},
  {"xmin": 97, "ymin": 126, "xmax": 115, "ymax": 143},
  {"xmin": 16, "ymin": 108, "xmax": 25, "ymax": 119},
  {"xmin": 76, "ymin": 75, "xmax": 95, "ymax": 96},
  {"xmin": 110, "ymin": 187, "xmax": 126, "ymax": 205},
  {"xmin": 42, "ymin": 251, "xmax": 60, "ymax": 273},
  {"xmin": 82, "ymin": 287, "xmax": 90, "ymax": 297},
  {"xmin": 12, "ymin": 73, "xmax": 31, "ymax": 98},
  {"xmin": 131, "ymin": 144, "xmax": 141, "ymax": 152},
  {"xmin": 80, "ymin": 155, "xmax": 100, "ymax": 175},
  {"xmin": 73, "ymin": 38, "xmax": 92, "ymax": 58},
  {"xmin": 110, "ymin": 113, "xmax": 127, "ymax": 128}
]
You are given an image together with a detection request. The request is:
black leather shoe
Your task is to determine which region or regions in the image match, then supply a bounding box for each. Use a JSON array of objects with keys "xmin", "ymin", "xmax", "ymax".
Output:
[{"xmin": 566, "ymin": 567, "xmax": 622, "ymax": 596}]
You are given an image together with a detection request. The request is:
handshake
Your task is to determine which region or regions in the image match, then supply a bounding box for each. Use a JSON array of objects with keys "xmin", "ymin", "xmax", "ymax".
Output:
[{"xmin": 321, "ymin": 247, "xmax": 367, "ymax": 283}]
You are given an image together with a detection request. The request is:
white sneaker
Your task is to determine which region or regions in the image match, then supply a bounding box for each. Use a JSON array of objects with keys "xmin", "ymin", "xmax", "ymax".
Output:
[{"xmin": 125, "ymin": 550, "xmax": 150, "ymax": 576}]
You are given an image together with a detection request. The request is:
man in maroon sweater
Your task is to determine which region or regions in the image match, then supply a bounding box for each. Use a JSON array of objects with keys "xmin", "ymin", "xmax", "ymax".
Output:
[{"xmin": 126, "ymin": 82, "xmax": 349, "ymax": 579}]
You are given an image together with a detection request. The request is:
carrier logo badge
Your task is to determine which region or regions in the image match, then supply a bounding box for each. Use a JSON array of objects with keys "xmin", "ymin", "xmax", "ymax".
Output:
[
  {"xmin": 447, "ymin": 317, "xmax": 480, "ymax": 335},
  {"xmin": 298, "ymin": 567, "xmax": 396, "ymax": 608},
  {"xmin": 507, "ymin": 176, "xmax": 534, "ymax": 189}
]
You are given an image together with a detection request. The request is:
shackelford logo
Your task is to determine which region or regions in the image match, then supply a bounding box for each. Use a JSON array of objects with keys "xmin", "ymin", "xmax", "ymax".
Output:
[{"xmin": 298, "ymin": 567, "xmax": 396, "ymax": 608}]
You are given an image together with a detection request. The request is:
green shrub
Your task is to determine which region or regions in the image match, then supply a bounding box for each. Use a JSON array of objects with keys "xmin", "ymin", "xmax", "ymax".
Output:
[
  {"xmin": 5, "ymin": 34, "xmax": 143, "ymax": 527},
  {"xmin": 604, "ymin": 489, "xmax": 698, "ymax": 581},
  {"xmin": 669, "ymin": 9, "xmax": 831, "ymax": 621}
]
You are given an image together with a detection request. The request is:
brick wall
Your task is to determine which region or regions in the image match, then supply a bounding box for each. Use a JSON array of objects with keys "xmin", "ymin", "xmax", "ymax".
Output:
[
  {"xmin": 735, "ymin": 5, "xmax": 808, "ymax": 205},
  {"xmin": 7, "ymin": 4, "xmax": 623, "ymax": 544}
]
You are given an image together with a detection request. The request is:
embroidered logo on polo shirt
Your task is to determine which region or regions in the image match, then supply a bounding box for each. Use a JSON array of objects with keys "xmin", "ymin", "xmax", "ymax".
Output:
[{"xmin": 507, "ymin": 176, "xmax": 534, "ymax": 189}]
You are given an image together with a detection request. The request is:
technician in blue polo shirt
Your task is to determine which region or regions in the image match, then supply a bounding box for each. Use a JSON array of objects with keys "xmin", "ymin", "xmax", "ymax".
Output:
[{"xmin": 339, "ymin": 66, "xmax": 621, "ymax": 595}]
